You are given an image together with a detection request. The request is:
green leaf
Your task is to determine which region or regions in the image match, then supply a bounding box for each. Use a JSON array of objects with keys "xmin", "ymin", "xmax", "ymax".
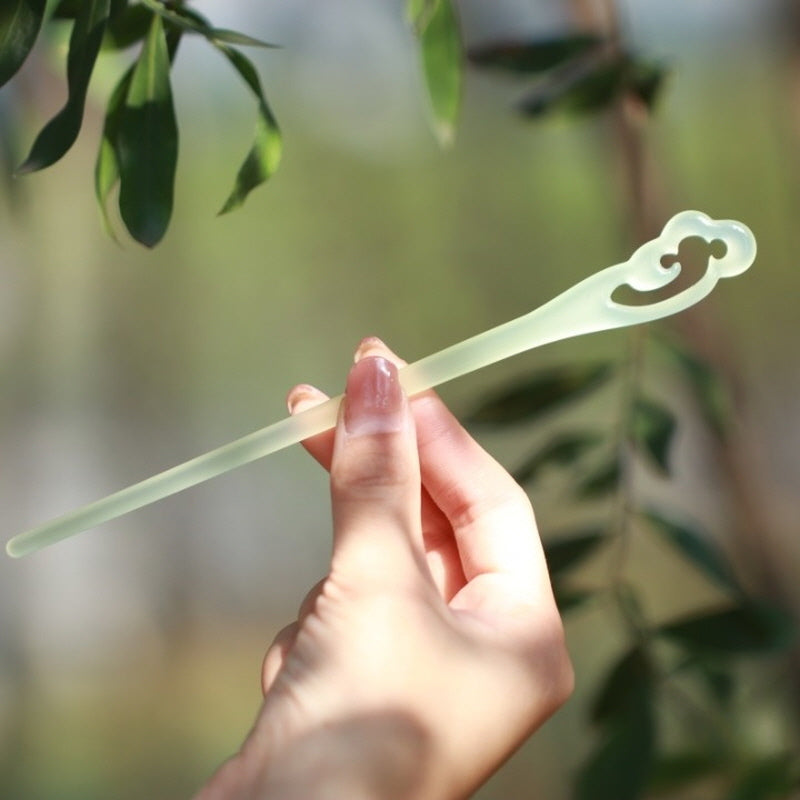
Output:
[
  {"xmin": 214, "ymin": 45, "xmax": 282, "ymax": 214},
  {"xmin": 696, "ymin": 659, "xmax": 736, "ymax": 707},
  {"xmin": 631, "ymin": 397, "xmax": 676, "ymax": 474},
  {"xmin": 17, "ymin": 0, "xmax": 110, "ymax": 173},
  {"xmin": 105, "ymin": 3, "xmax": 152, "ymax": 50},
  {"xmin": 94, "ymin": 136, "xmax": 119, "ymax": 236},
  {"xmin": 553, "ymin": 585, "xmax": 594, "ymax": 613},
  {"xmin": 468, "ymin": 363, "xmax": 613, "ymax": 426},
  {"xmin": 513, "ymin": 431, "xmax": 603, "ymax": 484},
  {"xmin": 117, "ymin": 13, "xmax": 177, "ymax": 247},
  {"xmin": 590, "ymin": 646, "xmax": 655, "ymax": 724},
  {"xmin": 94, "ymin": 63, "xmax": 133, "ymax": 239},
  {"xmin": 658, "ymin": 601, "xmax": 797, "ymax": 655},
  {"xmin": 575, "ymin": 701, "xmax": 656, "ymax": 800},
  {"xmin": 629, "ymin": 59, "xmax": 668, "ymax": 111},
  {"xmin": 406, "ymin": 0, "xmax": 438, "ymax": 30},
  {"xmin": 657, "ymin": 335, "xmax": 731, "ymax": 439},
  {"xmin": 727, "ymin": 755, "xmax": 800, "ymax": 800},
  {"xmin": 0, "ymin": 0, "xmax": 46, "ymax": 88},
  {"xmin": 53, "ymin": 0, "xmax": 125, "ymax": 19},
  {"xmin": 468, "ymin": 34, "xmax": 604, "ymax": 74},
  {"xmin": 157, "ymin": 3, "xmax": 281, "ymax": 214},
  {"xmin": 544, "ymin": 527, "xmax": 606, "ymax": 576},
  {"xmin": 50, "ymin": 0, "xmax": 82, "ymax": 19},
  {"xmin": 95, "ymin": 24, "xmax": 180, "ymax": 242},
  {"xmin": 648, "ymin": 751, "xmax": 727, "ymax": 794},
  {"xmin": 200, "ymin": 27, "xmax": 278, "ymax": 49},
  {"xmin": 0, "ymin": 96, "xmax": 18, "ymax": 190},
  {"xmin": 575, "ymin": 458, "xmax": 621, "ymax": 498},
  {"xmin": 518, "ymin": 52, "xmax": 628, "ymax": 118},
  {"xmin": 642, "ymin": 509, "xmax": 742, "ymax": 595},
  {"xmin": 411, "ymin": 0, "xmax": 462, "ymax": 145},
  {"xmin": 611, "ymin": 582, "xmax": 651, "ymax": 635},
  {"xmin": 140, "ymin": 0, "xmax": 277, "ymax": 48},
  {"xmin": 516, "ymin": 51, "xmax": 665, "ymax": 120}
]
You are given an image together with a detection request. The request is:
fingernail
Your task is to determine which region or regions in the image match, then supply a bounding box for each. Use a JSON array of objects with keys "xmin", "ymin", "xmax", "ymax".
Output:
[
  {"xmin": 287, "ymin": 384, "xmax": 326, "ymax": 415},
  {"xmin": 344, "ymin": 356, "xmax": 405, "ymax": 436},
  {"xmin": 354, "ymin": 336, "xmax": 408, "ymax": 368},
  {"xmin": 353, "ymin": 336, "xmax": 387, "ymax": 363}
]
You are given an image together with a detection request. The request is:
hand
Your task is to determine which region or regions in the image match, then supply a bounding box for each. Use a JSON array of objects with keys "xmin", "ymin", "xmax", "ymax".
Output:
[{"xmin": 196, "ymin": 338, "xmax": 572, "ymax": 800}]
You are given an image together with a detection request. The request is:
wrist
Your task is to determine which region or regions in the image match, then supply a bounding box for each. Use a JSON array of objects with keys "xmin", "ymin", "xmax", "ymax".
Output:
[{"xmin": 208, "ymin": 706, "xmax": 439, "ymax": 800}]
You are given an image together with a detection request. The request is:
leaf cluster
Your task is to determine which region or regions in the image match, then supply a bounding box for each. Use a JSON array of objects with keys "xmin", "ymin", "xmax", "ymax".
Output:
[
  {"xmin": 1, "ymin": 0, "xmax": 466, "ymax": 246},
  {"xmin": 468, "ymin": 343, "xmax": 799, "ymax": 799},
  {"xmin": 1, "ymin": 0, "xmax": 282, "ymax": 246},
  {"xmin": 468, "ymin": 32, "xmax": 667, "ymax": 118}
]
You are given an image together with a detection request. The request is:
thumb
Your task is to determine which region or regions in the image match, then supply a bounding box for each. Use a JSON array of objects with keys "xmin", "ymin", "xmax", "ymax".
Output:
[{"xmin": 329, "ymin": 356, "xmax": 425, "ymax": 587}]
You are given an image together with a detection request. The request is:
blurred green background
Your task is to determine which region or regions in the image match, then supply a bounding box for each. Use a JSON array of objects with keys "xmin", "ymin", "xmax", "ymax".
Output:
[{"xmin": 1, "ymin": 1, "xmax": 799, "ymax": 797}]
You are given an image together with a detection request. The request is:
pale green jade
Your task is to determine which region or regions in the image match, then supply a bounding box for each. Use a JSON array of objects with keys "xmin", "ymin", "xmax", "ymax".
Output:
[{"xmin": 6, "ymin": 211, "xmax": 756, "ymax": 558}]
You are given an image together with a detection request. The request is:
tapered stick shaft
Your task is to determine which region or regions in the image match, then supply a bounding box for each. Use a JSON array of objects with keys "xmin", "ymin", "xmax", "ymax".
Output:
[{"xmin": 6, "ymin": 397, "xmax": 341, "ymax": 557}]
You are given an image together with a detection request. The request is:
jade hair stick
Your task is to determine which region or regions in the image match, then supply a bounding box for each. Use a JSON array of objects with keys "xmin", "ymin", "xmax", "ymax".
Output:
[{"xmin": 6, "ymin": 211, "xmax": 756, "ymax": 558}]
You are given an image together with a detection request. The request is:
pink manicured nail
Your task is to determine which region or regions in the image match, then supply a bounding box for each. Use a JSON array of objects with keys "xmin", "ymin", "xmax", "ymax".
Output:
[
  {"xmin": 353, "ymin": 336, "xmax": 386, "ymax": 363},
  {"xmin": 344, "ymin": 356, "xmax": 404, "ymax": 436},
  {"xmin": 287, "ymin": 384, "xmax": 326, "ymax": 414}
]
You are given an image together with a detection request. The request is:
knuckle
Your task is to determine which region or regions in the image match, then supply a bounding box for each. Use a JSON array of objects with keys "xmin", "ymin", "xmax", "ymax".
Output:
[
  {"xmin": 447, "ymin": 477, "xmax": 533, "ymax": 534},
  {"xmin": 332, "ymin": 444, "xmax": 414, "ymax": 496},
  {"xmin": 551, "ymin": 642, "xmax": 575, "ymax": 709},
  {"xmin": 297, "ymin": 579, "xmax": 326, "ymax": 622},
  {"xmin": 536, "ymin": 613, "xmax": 575, "ymax": 713}
]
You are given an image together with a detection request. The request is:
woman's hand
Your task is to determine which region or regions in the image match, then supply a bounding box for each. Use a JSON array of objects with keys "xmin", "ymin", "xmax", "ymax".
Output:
[{"xmin": 196, "ymin": 338, "xmax": 572, "ymax": 800}]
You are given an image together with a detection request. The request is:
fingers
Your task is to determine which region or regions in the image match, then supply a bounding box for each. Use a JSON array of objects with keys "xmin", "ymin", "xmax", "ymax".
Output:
[
  {"xmin": 414, "ymin": 394, "xmax": 546, "ymax": 592},
  {"xmin": 287, "ymin": 378, "xmax": 463, "ymax": 599},
  {"xmin": 286, "ymin": 384, "xmax": 334, "ymax": 465},
  {"xmin": 261, "ymin": 622, "xmax": 298, "ymax": 695},
  {"xmin": 261, "ymin": 577, "xmax": 328, "ymax": 696},
  {"xmin": 286, "ymin": 337, "xmax": 550, "ymax": 608},
  {"xmin": 285, "ymin": 337, "xmax": 410, "ymax": 468},
  {"xmin": 328, "ymin": 356, "xmax": 427, "ymax": 587},
  {"xmin": 354, "ymin": 340, "xmax": 550, "ymax": 605},
  {"xmin": 288, "ymin": 373, "xmax": 461, "ymax": 564}
]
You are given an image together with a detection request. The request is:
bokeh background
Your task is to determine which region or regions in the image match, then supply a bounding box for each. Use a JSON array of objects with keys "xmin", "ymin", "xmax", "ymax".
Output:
[{"xmin": 1, "ymin": 1, "xmax": 799, "ymax": 797}]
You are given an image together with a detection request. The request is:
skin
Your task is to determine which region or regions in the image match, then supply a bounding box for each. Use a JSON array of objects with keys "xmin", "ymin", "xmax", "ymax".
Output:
[{"xmin": 194, "ymin": 338, "xmax": 573, "ymax": 800}]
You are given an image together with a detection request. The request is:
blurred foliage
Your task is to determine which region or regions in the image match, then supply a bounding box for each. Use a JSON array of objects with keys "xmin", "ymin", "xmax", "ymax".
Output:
[
  {"xmin": 466, "ymin": 12, "xmax": 800, "ymax": 800},
  {"xmin": 467, "ymin": 34, "xmax": 666, "ymax": 118},
  {"xmin": 467, "ymin": 336, "xmax": 799, "ymax": 798}
]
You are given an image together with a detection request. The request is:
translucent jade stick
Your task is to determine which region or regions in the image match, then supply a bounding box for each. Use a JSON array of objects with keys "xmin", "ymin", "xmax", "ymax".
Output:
[{"xmin": 6, "ymin": 211, "xmax": 756, "ymax": 558}]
